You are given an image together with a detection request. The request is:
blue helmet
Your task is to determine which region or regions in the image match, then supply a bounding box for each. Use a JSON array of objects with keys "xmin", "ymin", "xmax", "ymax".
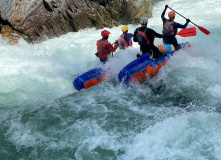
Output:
[{"xmin": 140, "ymin": 17, "xmax": 148, "ymax": 25}]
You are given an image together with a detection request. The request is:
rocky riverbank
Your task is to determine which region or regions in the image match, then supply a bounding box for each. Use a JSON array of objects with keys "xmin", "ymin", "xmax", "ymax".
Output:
[{"xmin": 0, "ymin": 0, "xmax": 154, "ymax": 44}]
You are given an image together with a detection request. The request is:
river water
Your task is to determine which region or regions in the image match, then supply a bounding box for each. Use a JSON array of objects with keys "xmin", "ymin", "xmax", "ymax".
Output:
[{"xmin": 1, "ymin": 0, "xmax": 221, "ymax": 159}]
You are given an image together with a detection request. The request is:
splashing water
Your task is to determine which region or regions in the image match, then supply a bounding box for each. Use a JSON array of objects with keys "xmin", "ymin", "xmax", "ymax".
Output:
[{"xmin": 0, "ymin": 0, "xmax": 221, "ymax": 159}]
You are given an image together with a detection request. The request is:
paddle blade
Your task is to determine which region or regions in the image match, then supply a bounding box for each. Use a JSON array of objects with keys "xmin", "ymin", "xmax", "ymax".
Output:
[
  {"xmin": 197, "ymin": 26, "xmax": 210, "ymax": 35},
  {"xmin": 177, "ymin": 27, "xmax": 196, "ymax": 37}
]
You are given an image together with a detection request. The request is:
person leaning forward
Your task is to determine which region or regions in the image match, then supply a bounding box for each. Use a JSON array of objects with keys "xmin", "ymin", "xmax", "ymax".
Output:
[
  {"xmin": 161, "ymin": 5, "xmax": 190, "ymax": 50},
  {"xmin": 133, "ymin": 17, "xmax": 164, "ymax": 60},
  {"xmin": 96, "ymin": 30, "xmax": 119, "ymax": 63}
]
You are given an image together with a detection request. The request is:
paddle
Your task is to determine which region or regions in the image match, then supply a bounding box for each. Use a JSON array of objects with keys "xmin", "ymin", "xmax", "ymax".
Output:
[
  {"xmin": 168, "ymin": 7, "xmax": 210, "ymax": 35},
  {"xmin": 177, "ymin": 27, "xmax": 196, "ymax": 37}
]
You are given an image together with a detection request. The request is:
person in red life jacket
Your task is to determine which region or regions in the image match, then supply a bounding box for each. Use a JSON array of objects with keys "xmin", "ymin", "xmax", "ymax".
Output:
[
  {"xmin": 118, "ymin": 25, "xmax": 134, "ymax": 50},
  {"xmin": 161, "ymin": 5, "xmax": 190, "ymax": 50},
  {"xmin": 133, "ymin": 17, "xmax": 164, "ymax": 59},
  {"xmin": 96, "ymin": 30, "xmax": 119, "ymax": 63}
]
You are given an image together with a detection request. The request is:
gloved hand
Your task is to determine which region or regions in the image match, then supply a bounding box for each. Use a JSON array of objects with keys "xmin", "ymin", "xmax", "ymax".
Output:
[
  {"xmin": 186, "ymin": 19, "xmax": 190, "ymax": 23},
  {"xmin": 165, "ymin": 5, "xmax": 168, "ymax": 8},
  {"xmin": 95, "ymin": 52, "xmax": 99, "ymax": 57},
  {"xmin": 136, "ymin": 53, "xmax": 141, "ymax": 59},
  {"xmin": 115, "ymin": 40, "xmax": 119, "ymax": 44}
]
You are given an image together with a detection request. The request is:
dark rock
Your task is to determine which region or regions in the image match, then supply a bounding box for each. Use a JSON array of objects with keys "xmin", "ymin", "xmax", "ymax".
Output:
[{"xmin": 0, "ymin": 0, "xmax": 154, "ymax": 43}]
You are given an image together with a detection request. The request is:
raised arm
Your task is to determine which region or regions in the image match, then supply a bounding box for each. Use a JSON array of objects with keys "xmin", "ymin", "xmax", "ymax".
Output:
[{"xmin": 161, "ymin": 5, "xmax": 168, "ymax": 21}]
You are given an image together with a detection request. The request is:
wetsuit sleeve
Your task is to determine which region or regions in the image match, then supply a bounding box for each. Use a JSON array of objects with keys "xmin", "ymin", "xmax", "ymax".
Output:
[
  {"xmin": 151, "ymin": 29, "xmax": 163, "ymax": 38},
  {"xmin": 174, "ymin": 21, "xmax": 189, "ymax": 29},
  {"xmin": 129, "ymin": 33, "xmax": 134, "ymax": 37},
  {"xmin": 161, "ymin": 7, "xmax": 167, "ymax": 23},
  {"xmin": 128, "ymin": 33, "xmax": 134, "ymax": 46},
  {"xmin": 133, "ymin": 29, "xmax": 138, "ymax": 42}
]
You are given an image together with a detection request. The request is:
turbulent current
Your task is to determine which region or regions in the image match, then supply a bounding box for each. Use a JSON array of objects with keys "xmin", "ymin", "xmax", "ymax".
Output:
[{"xmin": 1, "ymin": 0, "xmax": 221, "ymax": 159}]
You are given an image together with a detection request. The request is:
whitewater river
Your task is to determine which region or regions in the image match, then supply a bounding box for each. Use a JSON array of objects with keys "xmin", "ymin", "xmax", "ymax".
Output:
[{"xmin": 1, "ymin": 0, "xmax": 221, "ymax": 159}]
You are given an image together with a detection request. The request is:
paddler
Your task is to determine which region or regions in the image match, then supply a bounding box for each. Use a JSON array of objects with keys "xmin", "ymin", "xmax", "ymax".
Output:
[
  {"xmin": 161, "ymin": 5, "xmax": 190, "ymax": 50},
  {"xmin": 133, "ymin": 17, "xmax": 165, "ymax": 60},
  {"xmin": 96, "ymin": 30, "xmax": 119, "ymax": 63},
  {"xmin": 118, "ymin": 25, "xmax": 134, "ymax": 50}
]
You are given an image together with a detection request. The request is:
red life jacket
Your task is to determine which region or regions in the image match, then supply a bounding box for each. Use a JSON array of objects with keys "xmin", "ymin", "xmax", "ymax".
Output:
[
  {"xmin": 136, "ymin": 28, "xmax": 152, "ymax": 46},
  {"xmin": 118, "ymin": 36, "xmax": 128, "ymax": 49},
  {"xmin": 97, "ymin": 39, "xmax": 111, "ymax": 58},
  {"xmin": 118, "ymin": 34, "xmax": 133, "ymax": 50},
  {"xmin": 163, "ymin": 20, "xmax": 175, "ymax": 36}
]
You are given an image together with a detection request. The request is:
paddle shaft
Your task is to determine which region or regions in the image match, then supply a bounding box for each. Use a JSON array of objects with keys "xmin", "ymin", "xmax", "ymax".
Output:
[
  {"xmin": 168, "ymin": 7, "xmax": 197, "ymax": 26},
  {"xmin": 168, "ymin": 6, "xmax": 210, "ymax": 35}
]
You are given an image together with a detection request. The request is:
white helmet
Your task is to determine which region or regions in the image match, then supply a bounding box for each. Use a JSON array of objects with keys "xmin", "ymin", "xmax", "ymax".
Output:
[{"xmin": 140, "ymin": 17, "xmax": 148, "ymax": 25}]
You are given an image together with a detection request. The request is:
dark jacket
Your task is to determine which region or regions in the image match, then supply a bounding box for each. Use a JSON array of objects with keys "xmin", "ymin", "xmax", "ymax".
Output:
[
  {"xmin": 161, "ymin": 8, "xmax": 189, "ymax": 49},
  {"xmin": 133, "ymin": 26, "xmax": 163, "ymax": 54},
  {"xmin": 161, "ymin": 8, "xmax": 189, "ymax": 36}
]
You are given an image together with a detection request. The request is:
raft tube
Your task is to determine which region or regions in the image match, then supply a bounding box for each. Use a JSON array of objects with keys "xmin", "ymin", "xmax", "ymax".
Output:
[
  {"xmin": 118, "ymin": 42, "xmax": 191, "ymax": 84},
  {"xmin": 73, "ymin": 68, "xmax": 106, "ymax": 91}
]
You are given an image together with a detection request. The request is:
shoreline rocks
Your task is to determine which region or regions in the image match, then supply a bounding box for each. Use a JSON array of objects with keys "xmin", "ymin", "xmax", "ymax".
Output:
[{"xmin": 0, "ymin": 0, "xmax": 154, "ymax": 43}]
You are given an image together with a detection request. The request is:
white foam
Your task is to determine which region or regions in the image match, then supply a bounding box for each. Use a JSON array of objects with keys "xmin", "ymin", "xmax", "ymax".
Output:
[{"xmin": 120, "ymin": 111, "xmax": 221, "ymax": 160}]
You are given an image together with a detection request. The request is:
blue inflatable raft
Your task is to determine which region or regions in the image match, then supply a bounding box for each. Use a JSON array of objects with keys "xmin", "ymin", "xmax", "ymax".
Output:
[
  {"xmin": 73, "ymin": 42, "xmax": 191, "ymax": 91},
  {"xmin": 118, "ymin": 42, "xmax": 191, "ymax": 84},
  {"xmin": 73, "ymin": 67, "xmax": 106, "ymax": 91}
]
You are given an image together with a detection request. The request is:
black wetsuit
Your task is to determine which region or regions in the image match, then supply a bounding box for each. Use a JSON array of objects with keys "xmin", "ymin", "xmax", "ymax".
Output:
[
  {"xmin": 161, "ymin": 8, "xmax": 189, "ymax": 50},
  {"xmin": 133, "ymin": 26, "xmax": 163, "ymax": 58}
]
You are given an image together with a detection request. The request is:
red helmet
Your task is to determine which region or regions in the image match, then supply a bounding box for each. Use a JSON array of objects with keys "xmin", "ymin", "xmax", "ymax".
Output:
[{"xmin": 101, "ymin": 30, "xmax": 111, "ymax": 37}]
